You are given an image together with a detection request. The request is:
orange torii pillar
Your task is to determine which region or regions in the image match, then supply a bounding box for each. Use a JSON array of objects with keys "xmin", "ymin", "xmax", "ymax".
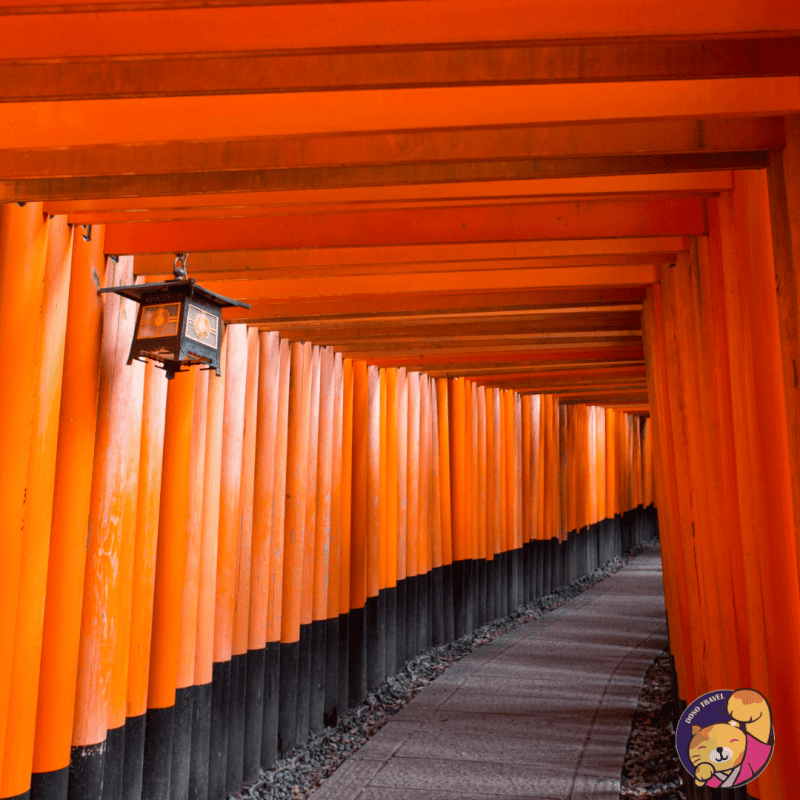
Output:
[
  {"xmin": 261, "ymin": 338, "xmax": 291, "ymax": 769},
  {"xmin": 122, "ymin": 361, "xmax": 167, "ymax": 800},
  {"xmin": 242, "ymin": 330, "xmax": 280, "ymax": 778},
  {"xmin": 394, "ymin": 368, "xmax": 409, "ymax": 667},
  {"xmin": 67, "ymin": 254, "xmax": 144, "ymax": 800},
  {"xmin": 296, "ymin": 346, "xmax": 321, "ymax": 746},
  {"xmin": 348, "ymin": 359, "xmax": 369, "ymax": 707},
  {"xmin": 30, "ymin": 226, "xmax": 104, "ymax": 800},
  {"xmin": 170, "ymin": 366, "xmax": 210, "ymax": 798},
  {"xmin": 323, "ymin": 353, "xmax": 345, "ymax": 727},
  {"xmin": 310, "ymin": 347, "xmax": 336, "ymax": 735},
  {"xmin": 207, "ymin": 326, "xmax": 247, "ymax": 799},
  {"xmin": 337, "ymin": 358, "xmax": 354, "ymax": 713},
  {"xmin": 140, "ymin": 368, "xmax": 195, "ymax": 800},
  {"xmin": 226, "ymin": 328, "xmax": 259, "ymax": 793},
  {"xmin": 278, "ymin": 341, "xmax": 311, "ymax": 756},
  {"xmin": 3, "ymin": 214, "xmax": 70, "ymax": 800},
  {"xmin": 188, "ymin": 336, "xmax": 226, "ymax": 799}
]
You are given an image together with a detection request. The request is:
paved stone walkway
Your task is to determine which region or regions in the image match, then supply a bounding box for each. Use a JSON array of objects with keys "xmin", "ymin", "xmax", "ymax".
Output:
[{"xmin": 310, "ymin": 544, "xmax": 667, "ymax": 800}]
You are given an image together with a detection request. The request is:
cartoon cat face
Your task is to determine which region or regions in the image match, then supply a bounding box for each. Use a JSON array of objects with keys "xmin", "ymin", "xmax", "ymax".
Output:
[{"xmin": 689, "ymin": 722, "xmax": 746, "ymax": 774}]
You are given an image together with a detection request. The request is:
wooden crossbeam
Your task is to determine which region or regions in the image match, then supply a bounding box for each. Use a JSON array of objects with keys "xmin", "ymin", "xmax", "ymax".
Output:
[
  {"xmin": 103, "ymin": 199, "xmax": 703, "ymax": 254},
  {"xmin": 1, "ymin": 84, "xmax": 792, "ymax": 152},
  {"xmin": 1, "ymin": 39, "xmax": 798, "ymax": 102},
  {"xmin": 3, "ymin": 152, "xmax": 767, "ymax": 202},
  {"xmin": 133, "ymin": 237, "xmax": 687, "ymax": 276},
  {"xmin": 45, "ymin": 175, "xmax": 731, "ymax": 219},
  {"xmin": 1, "ymin": 2, "xmax": 797, "ymax": 57}
]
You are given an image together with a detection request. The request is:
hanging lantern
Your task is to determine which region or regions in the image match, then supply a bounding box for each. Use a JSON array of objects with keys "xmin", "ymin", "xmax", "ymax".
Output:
[{"xmin": 99, "ymin": 254, "xmax": 250, "ymax": 379}]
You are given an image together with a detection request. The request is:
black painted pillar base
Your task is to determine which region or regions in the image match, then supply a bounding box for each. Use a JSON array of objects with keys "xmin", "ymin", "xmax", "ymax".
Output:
[
  {"xmin": 277, "ymin": 642, "xmax": 299, "ymax": 757},
  {"xmin": 451, "ymin": 561, "xmax": 466, "ymax": 639},
  {"xmin": 170, "ymin": 685, "xmax": 194, "ymax": 800},
  {"xmin": 243, "ymin": 648, "xmax": 265, "ymax": 783},
  {"xmin": 226, "ymin": 652, "xmax": 247, "ymax": 795},
  {"xmin": 323, "ymin": 617, "xmax": 340, "ymax": 729},
  {"xmin": 190, "ymin": 682, "xmax": 213, "ymax": 799},
  {"xmin": 394, "ymin": 580, "xmax": 406, "ymax": 667},
  {"xmin": 142, "ymin": 707, "xmax": 174, "ymax": 800},
  {"xmin": 347, "ymin": 607, "xmax": 367, "ymax": 708},
  {"xmin": 295, "ymin": 625, "xmax": 312, "ymax": 747},
  {"xmin": 384, "ymin": 585, "xmax": 397, "ymax": 678},
  {"xmin": 309, "ymin": 619, "xmax": 327, "ymax": 735},
  {"xmin": 208, "ymin": 659, "xmax": 231, "ymax": 800},
  {"xmin": 366, "ymin": 594, "xmax": 384, "ymax": 691},
  {"xmin": 337, "ymin": 612, "xmax": 350, "ymax": 720},
  {"xmin": 261, "ymin": 642, "xmax": 280, "ymax": 770},
  {"xmin": 121, "ymin": 713, "xmax": 146, "ymax": 800},
  {"xmin": 31, "ymin": 766, "xmax": 69, "ymax": 800}
]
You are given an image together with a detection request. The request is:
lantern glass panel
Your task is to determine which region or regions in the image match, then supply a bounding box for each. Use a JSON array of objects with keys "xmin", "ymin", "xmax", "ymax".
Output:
[
  {"xmin": 185, "ymin": 303, "xmax": 219, "ymax": 350},
  {"xmin": 138, "ymin": 302, "xmax": 181, "ymax": 339}
]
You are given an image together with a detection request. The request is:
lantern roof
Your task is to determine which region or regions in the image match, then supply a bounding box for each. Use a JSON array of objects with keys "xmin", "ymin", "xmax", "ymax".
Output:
[{"xmin": 99, "ymin": 278, "xmax": 250, "ymax": 309}]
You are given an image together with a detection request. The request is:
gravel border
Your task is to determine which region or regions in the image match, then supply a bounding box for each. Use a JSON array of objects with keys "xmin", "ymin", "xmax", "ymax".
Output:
[
  {"xmin": 620, "ymin": 649, "xmax": 685, "ymax": 800},
  {"xmin": 236, "ymin": 540, "xmax": 660, "ymax": 800}
]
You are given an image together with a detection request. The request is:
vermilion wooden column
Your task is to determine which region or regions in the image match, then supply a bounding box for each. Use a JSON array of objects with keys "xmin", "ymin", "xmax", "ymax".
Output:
[
  {"xmin": 263, "ymin": 338, "xmax": 291, "ymax": 768},
  {"xmin": 141, "ymin": 368, "xmax": 196, "ymax": 800},
  {"xmin": 730, "ymin": 171, "xmax": 800, "ymax": 800},
  {"xmin": 208, "ymin": 324, "xmax": 248, "ymax": 798},
  {"xmin": 767, "ymin": 115, "xmax": 800, "ymax": 576},
  {"xmin": 296, "ymin": 346, "xmax": 320, "ymax": 744},
  {"xmin": 405, "ymin": 371, "xmax": 421, "ymax": 655},
  {"xmin": 338, "ymin": 358, "xmax": 353, "ymax": 713},
  {"xmin": 384, "ymin": 368, "xmax": 399, "ymax": 674},
  {"xmin": 189, "ymin": 334, "xmax": 225, "ymax": 800},
  {"xmin": 448, "ymin": 377, "xmax": 466, "ymax": 636},
  {"xmin": 394, "ymin": 368, "xmax": 408, "ymax": 666},
  {"xmin": 311, "ymin": 346, "xmax": 335, "ymax": 733},
  {"xmin": 324, "ymin": 352, "xmax": 344, "ymax": 726},
  {"xmin": 2, "ymin": 216, "xmax": 71, "ymax": 800},
  {"xmin": 278, "ymin": 341, "xmax": 309, "ymax": 754},
  {"xmin": 70, "ymin": 253, "xmax": 142, "ymax": 800},
  {"xmin": 122, "ymin": 361, "xmax": 167, "ymax": 800},
  {"xmin": 349, "ymin": 359, "xmax": 369, "ymax": 704},
  {"xmin": 171, "ymin": 366, "xmax": 209, "ymax": 798},
  {"xmin": 475, "ymin": 384, "xmax": 488, "ymax": 621},
  {"xmin": 244, "ymin": 330, "xmax": 279, "ymax": 776},
  {"xmin": 0, "ymin": 203, "xmax": 48, "ymax": 785},
  {"xmin": 642, "ymin": 288, "xmax": 696, "ymax": 704},
  {"xmin": 365, "ymin": 364, "xmax": 384, "ymax": 688},
  {"xmin": 226, "ymin": 328, "xmax": 259, "ymax": 792}
]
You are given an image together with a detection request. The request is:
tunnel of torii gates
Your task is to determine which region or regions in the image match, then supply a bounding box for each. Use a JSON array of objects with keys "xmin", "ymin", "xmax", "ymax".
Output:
[{"xmin": 0, "ymin": 4, "xmax": 800, "ymax": 800}]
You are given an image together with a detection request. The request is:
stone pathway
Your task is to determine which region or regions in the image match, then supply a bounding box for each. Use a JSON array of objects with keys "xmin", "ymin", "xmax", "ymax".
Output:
[{"xmin": 309, "ymin": 544, "xmax": 667, "ymax": 800}]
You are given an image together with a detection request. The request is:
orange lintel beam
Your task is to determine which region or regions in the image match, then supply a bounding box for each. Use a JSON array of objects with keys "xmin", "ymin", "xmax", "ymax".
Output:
[
  {"xmin": 233, "ymin": 288, "xmax": 649, "ymax": 324},
  {"xmin": 255, "ymin": 306, "xmax": 644, "ymax": 332},
  {"xmin": 104, "ymin": 199, "xmax": 704, "ymax": 254},
  {"xmin": 5, "ymin": 152, "xmax": 767, "ymax": 202},
  {"xmin": 333, "ymin": 340, "xmax": 643, "ymax": 360},
  {"xmin": 368, "ymin": 344, "xmax": 646, "ymax": 369},
  {"xmin": 474, "ymin": 370, "xmax": 648, "ymax": 388},
  {"xmin": 1, "ymin": 118, "xmax": 782, "ymax": 181},
  {"xmin": 261, "ymin": 312, "xmax": 643, "ymax": 340},
  {"xmin": 559, "ymin": 395, "xmax": 649, "ymax": 405},
  {"xmin": 206, "ymin": 267, "xmax": 659, "ymax": 307},
  {"xmin": 47, "ymin": 177, "xmax": 727, "ymax": 218},
  {"xmin": 424, "ymin": 361, "xmax": 646, "ymax": 378},
  {"xmin": 1, "ymin": 2, "xmax": 798, "ymax": 58},
  {"xmin": 131, "ymin": 237, "xmax": 688, "ymax": 276},
  {"xmin": 3, "ymin": 39, "xmax": 800, "ymax": 103},
  {"xmin": 142, "ymin": 255, "xmax": 676, "ymax": 284},
  {"xmin": 0, "ymin": 83, "xmax": 792, "ymax": 150}
]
